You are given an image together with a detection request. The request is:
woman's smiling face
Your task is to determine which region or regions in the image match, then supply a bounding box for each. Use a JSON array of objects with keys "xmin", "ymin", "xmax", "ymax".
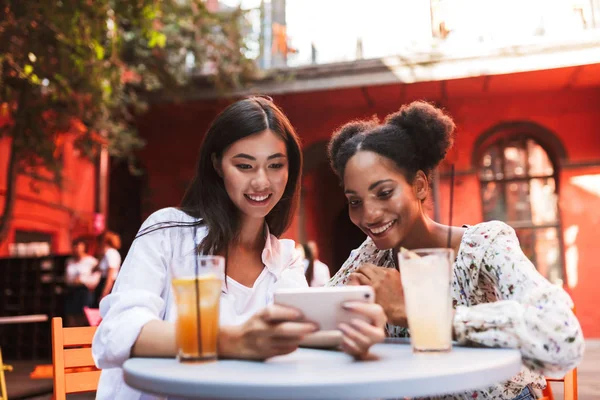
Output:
[{"xmin": 343, "ymin": 150, "xmax": 422, "ymax": 250}]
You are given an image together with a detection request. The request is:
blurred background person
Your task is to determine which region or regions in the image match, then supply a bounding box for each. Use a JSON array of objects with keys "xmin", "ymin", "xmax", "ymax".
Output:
[
  {"xmin": 303, "ymin": 240, "xmax": 330, "ymax": 287},
  {"xmin": 64, "ymin": 238, "xmax": 99, "ymax": 326},
  {"xmin": 94, "ymin": 231, "xmax": 122, "ymax": 306}
]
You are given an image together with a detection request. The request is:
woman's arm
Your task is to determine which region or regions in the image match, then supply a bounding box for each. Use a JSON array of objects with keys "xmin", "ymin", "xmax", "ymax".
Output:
[
  {"xmin": 92, "ymin": 210, "xmax": 173, "ymax": 369},
  {"xmin": 453, "ymin": 222, "xmax": 584, "ymax": 377},
  {"xmin": 131, "ymin": 305, "xmax": 318, "ymax": 361}
]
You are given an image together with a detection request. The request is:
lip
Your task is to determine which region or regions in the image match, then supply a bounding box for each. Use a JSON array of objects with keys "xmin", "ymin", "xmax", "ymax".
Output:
[
  {"xmin": 244, "ymin": 193, "xmax": 273, "ymax": 206},
  {"xmin": 365, "ymin": 219, "xmax": 397, "ymax": 238}
]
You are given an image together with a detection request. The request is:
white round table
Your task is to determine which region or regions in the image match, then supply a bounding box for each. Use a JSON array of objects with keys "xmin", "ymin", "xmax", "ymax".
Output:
[{"xmin": 123, "ymin": 343, "xmax": 522, "ymax": 399}]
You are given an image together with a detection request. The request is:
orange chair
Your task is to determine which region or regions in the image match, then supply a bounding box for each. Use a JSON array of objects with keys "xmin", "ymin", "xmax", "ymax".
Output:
[
  {"xmin": 540, "ymin": 368, "xmax": 578, "ymax": 400},
  {"xmin": 51, "ymin": 317, "xmax": 100, "ymax": 399}
]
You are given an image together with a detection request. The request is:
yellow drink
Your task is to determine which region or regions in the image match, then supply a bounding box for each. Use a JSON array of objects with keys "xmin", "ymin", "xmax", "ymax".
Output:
[
  {"xmin": 172, "ymin": 275, "xmax": 221, "ymax": 362},
  {"xmin": 399, "ymin": 249, "xmax": 454, "ymax": 353}
]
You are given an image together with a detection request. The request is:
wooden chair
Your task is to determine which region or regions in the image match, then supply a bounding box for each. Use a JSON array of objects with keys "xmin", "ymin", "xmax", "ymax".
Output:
[
  {"xmin": 540, "ymin": 368, "xmax": 578, "ymax": 400},
  {"xmin": 51, "ymin": 317, "xmax": 100, "ymax": 399},
  {"xmin": 0, "ymin": 347, "xmax": 13, "ymax": 400}
]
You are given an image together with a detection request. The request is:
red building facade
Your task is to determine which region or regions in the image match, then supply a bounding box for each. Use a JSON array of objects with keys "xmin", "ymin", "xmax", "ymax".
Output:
[
  {"xmin": 0, "ymin": 131, "xmax": 102, "ymax": 257},
  {"xmin": 136, "ymin": 56, "xmax": 600, "ymax": 337}
]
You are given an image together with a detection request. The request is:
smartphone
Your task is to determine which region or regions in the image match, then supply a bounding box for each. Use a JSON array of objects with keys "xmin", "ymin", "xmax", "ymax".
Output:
[{"xmin": 273, "ymin": 286, "xmax": 375, "ymax": 331}]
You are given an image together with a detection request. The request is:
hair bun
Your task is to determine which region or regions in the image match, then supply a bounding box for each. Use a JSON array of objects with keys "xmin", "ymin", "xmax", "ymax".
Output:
[
  {"xmin": 385, "ymin": 101, "xmax": 455, "ymax": 171},
  {"xmin": 328, "ymin": 118, "xmax": 378, "ymax": 169}
]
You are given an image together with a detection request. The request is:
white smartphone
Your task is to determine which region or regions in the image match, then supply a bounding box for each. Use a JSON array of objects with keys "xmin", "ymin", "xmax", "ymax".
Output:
[{"xmin": 273, "ymin": 286, "xmax": 375, "ymax": 331}]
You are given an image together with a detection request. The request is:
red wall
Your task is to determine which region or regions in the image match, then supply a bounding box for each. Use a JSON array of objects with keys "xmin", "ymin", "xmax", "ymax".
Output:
[
  {"xmin": 137, "ymin": 80, "xmax": 600, "ymax": 337},
  {"xmin": 0, "ymin": 135, "xmax": 98, "ymax": 256}
]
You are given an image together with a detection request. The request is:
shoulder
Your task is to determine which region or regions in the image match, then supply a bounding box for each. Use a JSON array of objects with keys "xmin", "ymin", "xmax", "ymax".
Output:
[
  {"xmin": 459, "ymin": 220, "xmax": 520, "ymax": 267},
  {"xmin": 461, "ymin": 220, "xmax": 517, "ymax": 248},
  {"xmin": 142, "ymin": 207, "xmax": 197, "ymax": 227},
  {"xmin": 139, "ymin": 207, "xmax": 207, "ymax": 239},
  {"xmin": 106, "ymin": 248, "xmax": 121, "ymax": 259},
  {"xmin": 84, "ymin": 255, "xmax": 98, "ymax": 265}
]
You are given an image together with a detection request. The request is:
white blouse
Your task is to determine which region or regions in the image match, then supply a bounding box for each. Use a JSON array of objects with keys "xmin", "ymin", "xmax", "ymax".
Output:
[
  {"xmin": 64, "ymin": 255, "xmax": 98, "ymax": 289},
  {"xmin": 92, "ymin": 207, "xmax": 308, "ymax": 400}
]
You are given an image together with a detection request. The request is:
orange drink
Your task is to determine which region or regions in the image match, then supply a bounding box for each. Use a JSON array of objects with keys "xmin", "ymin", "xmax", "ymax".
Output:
[{"xmin": 171, "ymin": 255, "xmax": 224, "ymax": 362}]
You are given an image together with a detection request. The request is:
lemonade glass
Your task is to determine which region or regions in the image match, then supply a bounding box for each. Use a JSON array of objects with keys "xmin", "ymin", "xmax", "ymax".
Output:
[{"xmin": 398, "ymin": 248, "xmax": 454, "ymax": 353}]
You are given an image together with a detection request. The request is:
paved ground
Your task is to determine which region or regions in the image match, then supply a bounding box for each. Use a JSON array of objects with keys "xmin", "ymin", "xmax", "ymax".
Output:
[{"xmin": 5, "ymin": 340, "xmax": 600, "ymax": 399}]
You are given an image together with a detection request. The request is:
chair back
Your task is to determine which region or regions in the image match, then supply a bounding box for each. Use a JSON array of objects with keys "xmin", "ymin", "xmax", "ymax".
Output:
[{"xmin": 51, "ymin": 317, "xmax": 100, "ymax": 400}]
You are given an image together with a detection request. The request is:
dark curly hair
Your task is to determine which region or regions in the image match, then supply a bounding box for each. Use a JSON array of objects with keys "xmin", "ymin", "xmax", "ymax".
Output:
[{"xmin": 328, "ymin": 101, "xmax": 455, "ymax": 191}]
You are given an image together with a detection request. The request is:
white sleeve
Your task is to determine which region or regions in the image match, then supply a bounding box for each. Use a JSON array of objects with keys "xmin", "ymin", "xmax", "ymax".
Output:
[
  {"xmin": 64, "ymin": 259, "xmax": 78, "ymax": 285},
  {"xmin": 106, "ymin": 249, "xmax": 122, "ymax": 270},
  {"xmin": 92, "ymin": 210, "xmax": 174, "ymax": 369},
  {"xmin": 453, "ymin": 223, "xmax": 584, "ymax": 377}
]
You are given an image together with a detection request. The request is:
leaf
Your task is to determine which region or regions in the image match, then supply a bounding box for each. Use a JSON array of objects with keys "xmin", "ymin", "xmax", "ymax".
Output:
[
  {"xmin": 92, "ymin": 40, "xmax": 105, "ymax": 60},
  {"xmin": 147, "ymin": 31, "xmax": 167, "ymax": 49}
]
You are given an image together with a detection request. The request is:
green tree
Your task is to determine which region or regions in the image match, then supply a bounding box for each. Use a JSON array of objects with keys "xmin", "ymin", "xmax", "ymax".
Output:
[{"xmin": 0, "ymin": 0, "xmax": 255, "ymax": 243}]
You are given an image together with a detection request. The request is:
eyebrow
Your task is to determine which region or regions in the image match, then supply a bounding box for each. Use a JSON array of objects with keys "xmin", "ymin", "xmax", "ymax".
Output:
[
  {"xmin": 232, "ymin": 153, "xmax": 287, "ymax": 161},
  {"xmin": 344, "ymin": 179, "xmax": 394, "ymax": 194}
]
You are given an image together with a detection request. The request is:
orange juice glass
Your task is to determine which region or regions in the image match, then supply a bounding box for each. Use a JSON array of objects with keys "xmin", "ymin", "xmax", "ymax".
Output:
[{"xmin": 171, "ymin": 255, "xmax": 224, "ymax": 362}]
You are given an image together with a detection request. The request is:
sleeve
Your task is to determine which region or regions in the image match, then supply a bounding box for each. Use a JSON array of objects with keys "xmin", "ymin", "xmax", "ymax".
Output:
[
  {"xmin": 92, "ymin": 210, "xmax": 174, "ymax": 369},
  {"xmin": 106, "ymin": 249, "xmax": 122, "ymax": 270},
  {"xmin": 79, "ymin": 257, "xmax": 101, "ymax": 289},
  {"xmin": 64, "ymin": 259, "xmax": 77, "ymax": 285},
  {"xmin": 453, "ymin": 223, "xmax": 584, "ymax": 377}
]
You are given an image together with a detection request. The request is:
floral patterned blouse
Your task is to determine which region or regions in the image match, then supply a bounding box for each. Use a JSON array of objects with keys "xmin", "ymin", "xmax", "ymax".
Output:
[{"xmin": 327, "ymin": 221, "xmax": 584, "ymax": 400}]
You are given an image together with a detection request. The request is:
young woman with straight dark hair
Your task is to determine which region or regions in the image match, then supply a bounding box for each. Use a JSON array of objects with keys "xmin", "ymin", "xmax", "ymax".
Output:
[{"xmin": 93, "ymin": 97, "xmax": 386, "ymax": 400}]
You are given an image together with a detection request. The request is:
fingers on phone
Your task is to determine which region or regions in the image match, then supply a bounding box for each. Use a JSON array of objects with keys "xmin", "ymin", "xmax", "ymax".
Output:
[
  {"xmin": 261, "ymin": 304, "xmax": 304, "ymax": 322},
  {"xmin": 339, "ymin": 323, "xmax": 370, "ymax": 356},
  {"xmin": 271, "ymin": 321, "xmax": 318, "ymax": 339},
  {"xmin": 342, "ymin": 302, "xmax": 387, "ymax": 327}
]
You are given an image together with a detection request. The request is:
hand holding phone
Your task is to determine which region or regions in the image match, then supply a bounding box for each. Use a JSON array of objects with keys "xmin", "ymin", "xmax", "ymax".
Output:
[{"xmin": 273, "ymin": 286, "xmax": 376, "ymax": 348}]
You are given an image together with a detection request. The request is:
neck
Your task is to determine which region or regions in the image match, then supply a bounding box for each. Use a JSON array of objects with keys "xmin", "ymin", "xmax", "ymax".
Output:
[
  {"xmin": 235, "ymin": 215, "xmax": 266, "ymax": 251},
  {"xmin": 398, "ymin": 214, "xmax": 451, "ymax": 250}
]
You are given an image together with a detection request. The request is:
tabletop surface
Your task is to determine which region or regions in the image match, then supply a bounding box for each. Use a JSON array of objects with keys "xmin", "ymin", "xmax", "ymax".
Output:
[
  {"xmin": 123, "ymin": 342, "xmax": 522, "ymax": 399},
  {"xmin": 0, "ymin": 314, "xmax": 48, "ymax": 325}
]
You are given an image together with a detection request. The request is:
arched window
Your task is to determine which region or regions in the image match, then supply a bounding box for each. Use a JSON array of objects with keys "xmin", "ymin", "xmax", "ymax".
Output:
[{"xmin": 479, "ymin": 136, "xmax": 563, "ymax": 285}]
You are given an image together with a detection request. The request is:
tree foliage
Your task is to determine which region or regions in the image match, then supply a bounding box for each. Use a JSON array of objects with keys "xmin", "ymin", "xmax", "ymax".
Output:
[{"xmin": 0, "ymin": 0, "xmax": 255, "ymax": 242}]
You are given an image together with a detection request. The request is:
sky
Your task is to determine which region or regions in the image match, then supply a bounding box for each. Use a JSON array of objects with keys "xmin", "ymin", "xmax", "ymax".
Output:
[{"xmin": 220, "ymin": 0, "xmax": 594, "ymax": 67}]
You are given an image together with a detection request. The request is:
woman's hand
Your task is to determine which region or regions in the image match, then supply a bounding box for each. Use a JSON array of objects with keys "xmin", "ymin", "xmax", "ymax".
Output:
[
  {"xmin": 338, "ymin": 301, "xmax": 387, "ymax": 359},
  {"xmin": 220, "ymin": 304, "xmax": 318, "ymax": 361},
  {"xmin": 348, "ymin": 264, "xmax": 407, "ymax": 327}
]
